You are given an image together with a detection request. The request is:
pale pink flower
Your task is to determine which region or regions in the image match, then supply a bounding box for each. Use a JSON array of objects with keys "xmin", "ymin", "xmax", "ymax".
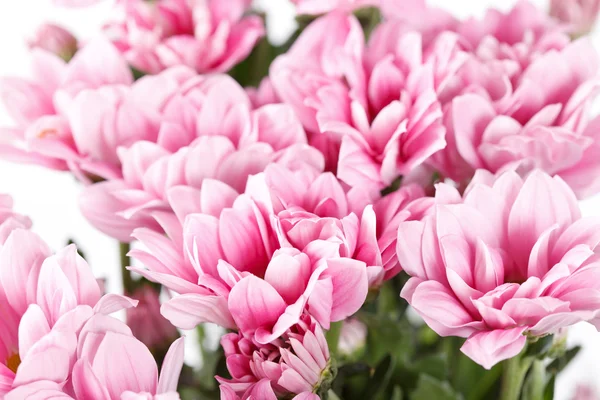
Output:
[
  {"xmin": 5, "ymin": 310, "xmax": 184, "ymax": 400},
  {"xmin": 28, "ymin": 23, "xmax": 77, "ymax": 61},
  {"xmin": 0, "ymin": 201, "xmax": 182, "ymax": 397},
  {"xmin": 398, "ymin": 169, "xmax": 600, "ymax": 369},
  {"xmin": 0, "ymin": 38, "xmax": 141, "ymax": 179},
  {"xmin": 551, "ymin": 0, "xmax": 600, "ymax": 35},
  {"xmin": 79, "ymin": 72, "xmax": 319, "ymax": 241},
  {"xmin": 291, "ymin": 0, "xmax": 377, "ymax": 15},
  {"xmin": 270, "ymin": 13, "xmax": 447, "ymax": 191},
  {"xmin": 103, "ymin": 0, "xmax": 264, "ymax": 74},
  {"xmin": 70, "ymin": 316, "xmax": 184, "ymax": 400},
  {"xmin": 218, "ymin": 315, "xmax": 331, "ymax": 398},
  {"xmin": 0, "ymin": 228, "xmax": 103, "ymax": 395},
  {"xmin": 126, "ymin": 286, "xmax": 179, "ymax": 350},
  {"xmin": 430, "ymin": 37, "xmax": 600, "ymax": 198}
]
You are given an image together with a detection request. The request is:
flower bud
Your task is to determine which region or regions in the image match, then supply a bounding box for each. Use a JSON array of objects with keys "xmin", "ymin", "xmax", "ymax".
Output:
[
  {"xmin": 28, "ymin": 23, "xmax": 77, "ymax": 61},
  {"xmin": 126, "ymin": 285, "xmax": 179, "ymax": 350}
]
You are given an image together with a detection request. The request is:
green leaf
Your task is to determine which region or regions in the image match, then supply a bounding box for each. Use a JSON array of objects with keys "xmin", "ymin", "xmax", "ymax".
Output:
[
  {"xmin": 326, "ymin": 321, "xmax": 344, "ymax": 356},
  {"xmin": 412, "ymin": 375, "xmax": 464, "ymax": 400},
  {"xmin": 332, "ymin": 362, "xmax": 370, "ymax": 396},
  {"xmin": 543, "ymin": 374, "xmax": 556, "ymax": 400},
  {"xmin": 130, "ymin": 66, "xmax": 146, "ymax": 81},
  {"xmin": 376, "ymin": 280, "xmax": 401, "ymax": 316},
  {"xmin": 463, "ymin": 363, "xmax": 503, "ymax": 400},
  {"xmin": 380, "ymin": 176, "xmax": 403, "ymax": 196},
  {"xmin": 361, "ymin": 355, "xmax": 396, "ymax": 399},
  {"xmin": 360, "ymin": 313, "xmax": 413, "ymax": 366},
  {"xmin": 546, "ymin": 346, "xmax": 581, "ymax": 375},
  {"xmin": 228, "ymin": 34, "xmax": 275, "ymax": 88},
  {"xmin": 411, "ymin": 353, "xmax": 449, "ymax": 381},
  {"xmin": 354, "ymin": 6, "xmax": 382, "ymax": 40}
]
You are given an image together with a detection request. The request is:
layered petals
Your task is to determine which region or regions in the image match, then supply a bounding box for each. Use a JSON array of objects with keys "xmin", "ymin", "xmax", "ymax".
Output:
[
  {"xmin": 399, "ymin": 169, "xmax": 600, "ymax": 369},
  {"xmin": 217, "ymin": 315, "xmax": 331, "ymax": 398},
  {"xmin": 103, "ymin": 0, "xmax": 264, "ymax": 74}
]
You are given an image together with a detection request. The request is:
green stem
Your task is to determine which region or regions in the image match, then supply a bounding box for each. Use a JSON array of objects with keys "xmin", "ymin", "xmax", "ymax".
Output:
[
  {"xmin": 524, "ymin": 360, "xmax": 545, "ymax": 400},
  {"xmin": 119, "ymin": 242, "xmax": 134, "ymax": 295},
  {"xmin": 500, "ymin": 354, "xmax": 533, "ymax": 400}
]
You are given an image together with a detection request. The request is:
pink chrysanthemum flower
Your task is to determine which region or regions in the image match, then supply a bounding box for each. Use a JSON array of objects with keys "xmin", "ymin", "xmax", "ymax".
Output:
[
  {"xmin": 398, "ymin": 169, "xmax": 600, "ymax": 369},
  {"xmin": 270, "ymin": 12, "xmax": 450, "ymax": 191},
  {"xmin": 0, "ymin": 38, "xmax": 161, "ymax": 181},
  {"xmin": 79, "ymin": 71, "xmax": 321, "ymax": 241},
  {"xmin": 430, "ymin": 37, "xmax": 600, "ymax": 197},
  {"xmin": 102, "ymin": 0, "xmax": 264, "ymax": 74},
  {"xmin": 218, "ymin": 315, "xmax": 330, "ymax": 399}
]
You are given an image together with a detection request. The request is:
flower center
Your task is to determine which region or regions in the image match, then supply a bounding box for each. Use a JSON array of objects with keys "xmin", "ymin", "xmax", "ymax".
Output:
[{"xmin": 6, "ymin": 353, "xmax": 20, "ymax": 374}]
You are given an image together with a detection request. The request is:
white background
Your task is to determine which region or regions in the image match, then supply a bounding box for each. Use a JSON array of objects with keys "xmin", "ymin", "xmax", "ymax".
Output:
[{"xmin": 0, "ymin": 1, "xmax": 598, "ymax": 398}]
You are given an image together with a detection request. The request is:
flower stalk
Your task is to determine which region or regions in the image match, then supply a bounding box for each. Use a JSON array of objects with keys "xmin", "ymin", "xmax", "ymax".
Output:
[
  {"xmin": 500, "ymin": 354, "xmax": 534, "ymax": 400},
  {"xmin": 119, "ymin": 241, "xmax": 134, "ymax": 295}
]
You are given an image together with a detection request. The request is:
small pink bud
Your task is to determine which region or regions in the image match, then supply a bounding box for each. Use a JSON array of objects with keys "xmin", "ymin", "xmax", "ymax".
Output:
[
  {"xmin": 28, "ymin": 23, "xmax": 78, "ymax": 61},
  {"xmin": 126, "ymin": 285, "xmax": 179, "ymax": 350}
]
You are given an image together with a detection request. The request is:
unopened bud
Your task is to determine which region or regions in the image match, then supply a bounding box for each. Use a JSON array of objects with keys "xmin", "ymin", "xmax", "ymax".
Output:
[{"xmin": 28, "ymin": 23, "xmax": 78, "ymax": 61}]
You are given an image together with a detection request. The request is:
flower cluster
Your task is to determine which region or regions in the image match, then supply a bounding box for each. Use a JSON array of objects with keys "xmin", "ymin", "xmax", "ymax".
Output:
[{"xmin": 2, "ymin": 0, "xmax": 600, "ymax": 398}]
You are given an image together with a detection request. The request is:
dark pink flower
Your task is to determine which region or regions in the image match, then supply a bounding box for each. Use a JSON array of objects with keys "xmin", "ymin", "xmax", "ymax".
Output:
[
  {"xmin": 218, "ymin": 315, "xmax": 331, "ymax": 398},
  {"xmin": 270, "ymin": 12, "xmax": 448, "ymax": 192}
]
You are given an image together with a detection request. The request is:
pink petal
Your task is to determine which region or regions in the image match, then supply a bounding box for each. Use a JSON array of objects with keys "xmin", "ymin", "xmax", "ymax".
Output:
[
  {"xmin": 460, "ymin": 327, "xmax": 528, "ymax": 370},
  {"xmin": 324, "ymin": 258, "xmax": 368, "ymax": 321},
  {"xmin": 91, "ymin": 332, "xmax": 158, "ymax": 398},
  {"xmin": 161, "ymin": 294, "xmax": 235, "ymax": 330},
  {"xmin": 72, "ymin": 358, "xmax": 111, "ymax": 400},
  {"xmin": 157, "ymin": 337, "xmax": 185, "ymax": 394},
  {"xmin": 409, "ymin": 280, "xmax": 483, "ymax": 337},
  {"xmin": 0, "ymin": 229, "xmax": 51, "ymax": 315},
  {"xmin": 228, "ymin": 276, "xmax": 287, "ymax": 334}
]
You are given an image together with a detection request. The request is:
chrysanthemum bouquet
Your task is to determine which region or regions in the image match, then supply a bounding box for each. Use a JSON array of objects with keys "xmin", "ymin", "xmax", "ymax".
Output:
[{"xmin": 1, "ymin": 0, "xmax": 600, "ymax": 399}]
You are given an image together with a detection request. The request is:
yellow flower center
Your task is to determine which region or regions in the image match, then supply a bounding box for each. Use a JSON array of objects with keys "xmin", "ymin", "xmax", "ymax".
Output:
[
  {"xmin": 6, "ymin": 353, "xmax": 20, "ymax": 374},
  {"xmin": 37, "ymin": 129, "xmax": 57, "ymax": 139}
]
